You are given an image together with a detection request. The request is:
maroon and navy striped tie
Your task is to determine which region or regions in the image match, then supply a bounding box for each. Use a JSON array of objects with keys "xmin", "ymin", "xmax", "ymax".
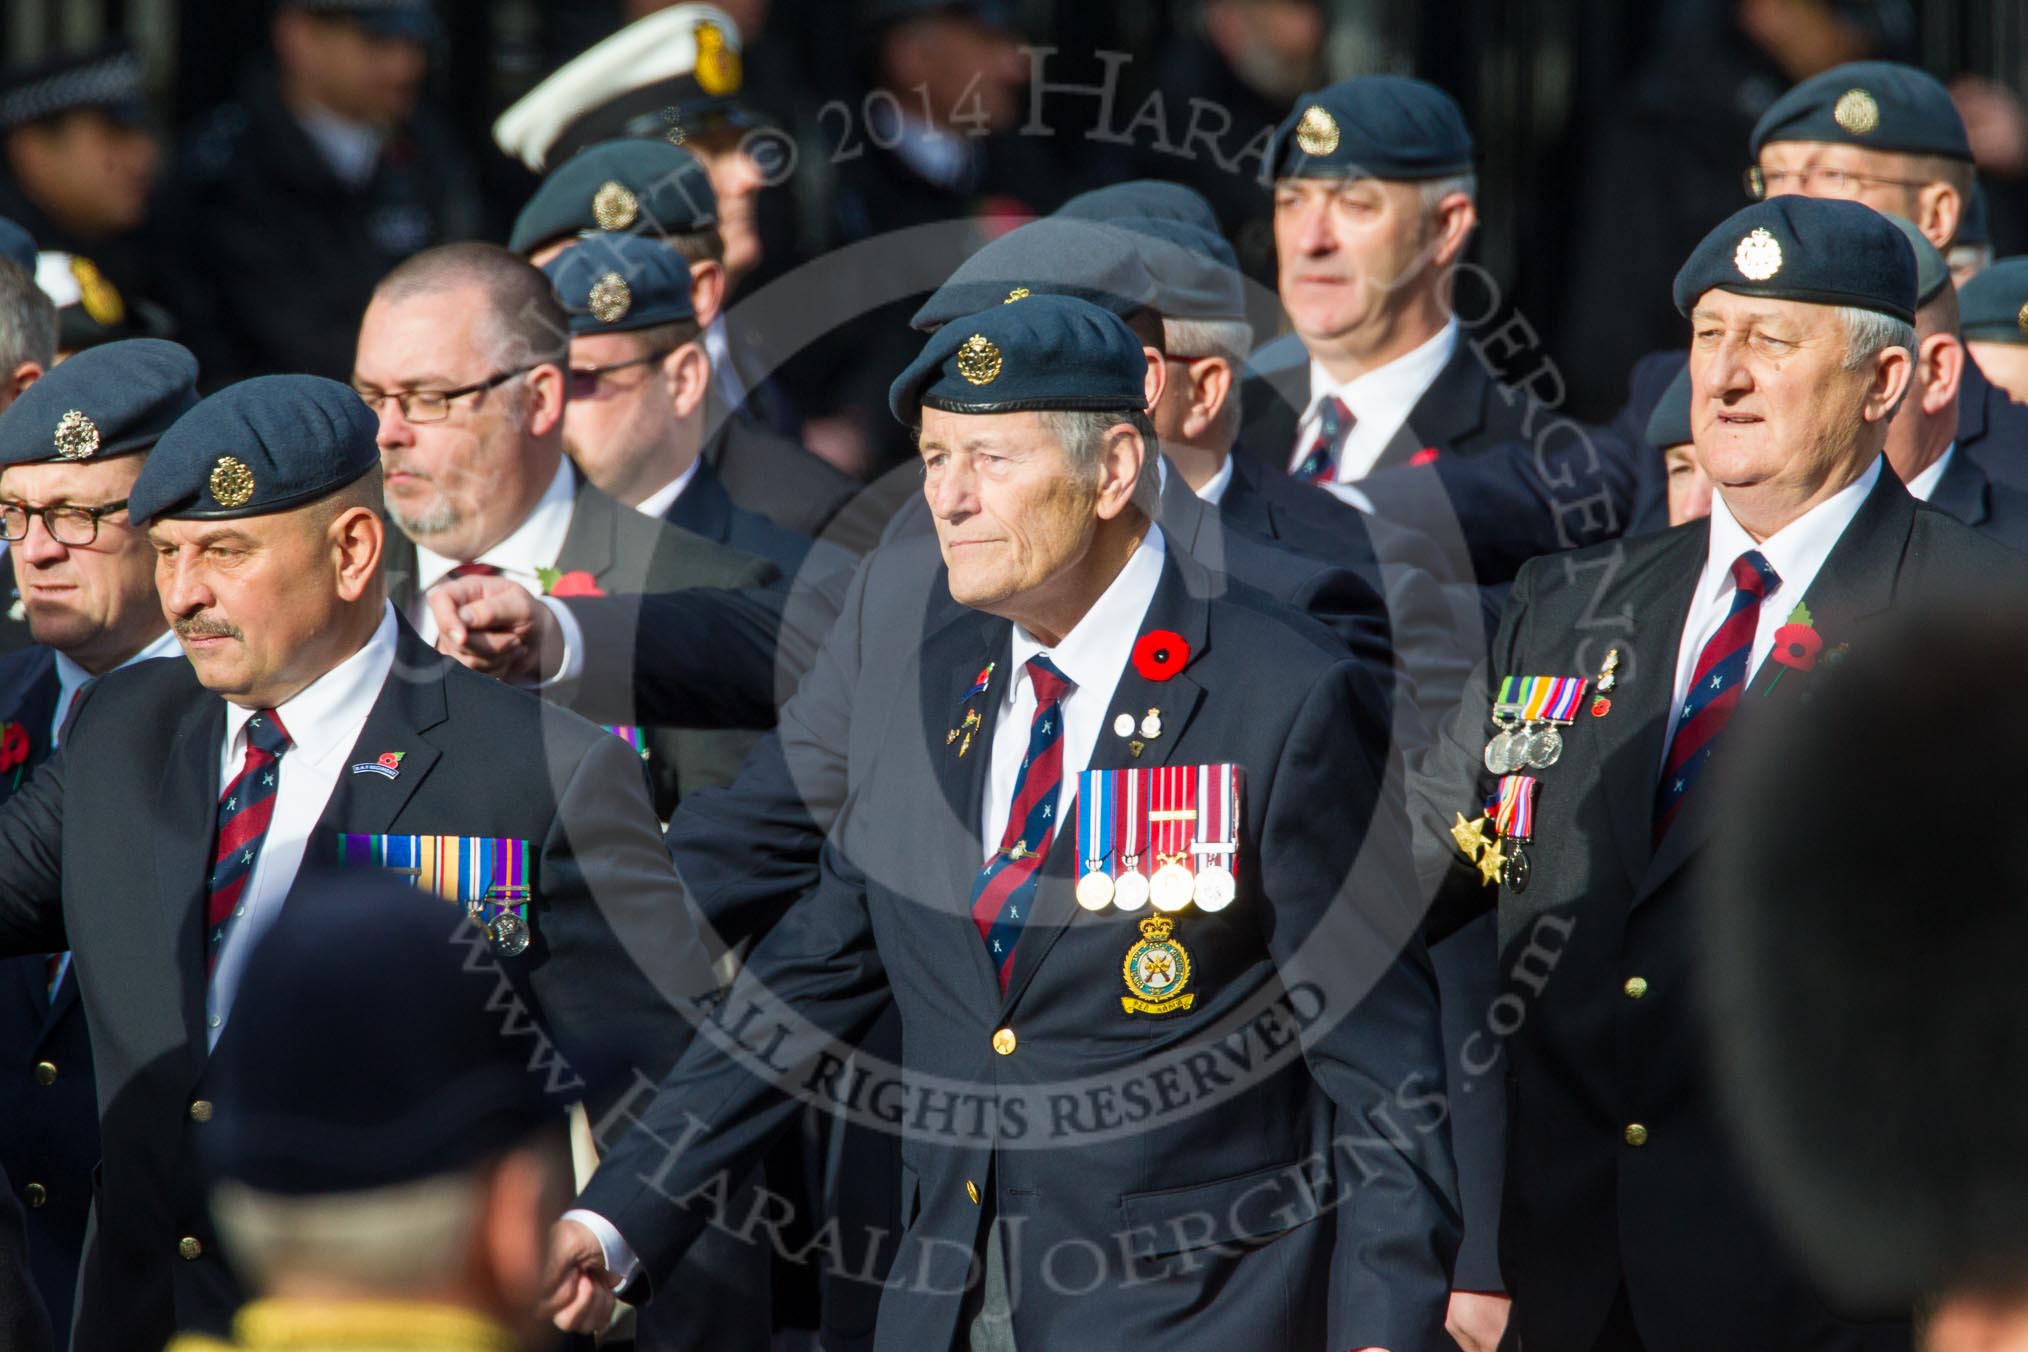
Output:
[
  {"xmin": 969, "ymin": 657, "xmax": 1074, "ymax": 991},
  {"xmin": 206, "ymin": 709, "xmax": 292, "ymax": 974},
  {"xmin": 1293, "ymin": 395, "xmax": 1353, "ymax": 484},
  {"xmin": 1654, "ymin": 551, "xmax": 1779, "ymax": 844}
]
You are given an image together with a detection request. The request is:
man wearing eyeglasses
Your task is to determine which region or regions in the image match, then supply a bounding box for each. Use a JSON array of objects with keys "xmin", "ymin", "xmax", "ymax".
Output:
[
  {"xmin": 352, "ymin": 241, "xmax": 777, "ymax": 821},
  {"xmin": 0, "ymin": 338, "xmax": 195, "ymax": 1346}
]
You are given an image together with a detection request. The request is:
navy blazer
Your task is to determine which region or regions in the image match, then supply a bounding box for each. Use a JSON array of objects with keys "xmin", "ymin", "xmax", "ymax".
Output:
[
  {"xmin": 664, "ymin": 456, "xmax": 816, "ymax": 577},
  {"xmin": 1957, "ymin": 356, "xmax": 2028, "ymax": 493},
  {"xmin": 588, "ymin": 547, "xmax": 1460, "ymax": 1351}
]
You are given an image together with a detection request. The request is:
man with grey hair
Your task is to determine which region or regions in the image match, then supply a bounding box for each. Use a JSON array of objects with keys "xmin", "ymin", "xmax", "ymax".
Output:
[{"xmin": 1410, "ymin": 196, "xmax": 2028, "ymax": 1351}]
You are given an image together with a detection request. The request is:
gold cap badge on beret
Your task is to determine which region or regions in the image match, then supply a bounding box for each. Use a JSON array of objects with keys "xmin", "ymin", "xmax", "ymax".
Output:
[
  {"xmin": 209, "ymin": 456, "xmax": 255, "ymax": 510},
  {"xmin": 1004, "ymin": 287, "xmax": 1031, "ymax": 303},
  {"xmin": 956, "ymin": 334, "xmax": 1002, "ymax": 386},
  {"xmin": 52, "ymin": 410, "xmax": 99, "ymax": 461},
  {"xmin": 1834, "ymin": 88, "xmax": 1880, "ymax": 136},
  {"xmin": 1295, "ymin": 105, "xmax": 1340, "ymax": 158},
  {"xmin": 1734, "ymin": 227, "xmax": 1784, "ymax": 282},
  {"xmin": 694, "ymin": 20, "xmax": 742, "ymax": 97},
  {"xmin": 588, "ymin": 272, "xmax": 632, "ymax": 324},
  {"xmin": 592, "ymin": 181, "xmax": 639, "ymax": 231},
  {"xmin": 2017, "ymin": 300, "xmax": 2028, "ymax": 337}
]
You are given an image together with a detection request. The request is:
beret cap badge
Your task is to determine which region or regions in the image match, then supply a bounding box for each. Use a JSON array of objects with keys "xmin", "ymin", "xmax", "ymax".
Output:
[
  {"xmin": 209, "ymin": 456, "xmax": 255, "ymax": 510},
  {"xmin": 956, "ymin": 334, "xmax": 1003, "ymax": 386},
  {"xmin": 588, "ymin": 272, "xmax": 633, "ymax": 323},
  {"xmin": 1735, "ymin": 227, "xmax": 1784, "ymax": 282},
  {"xmin": 591, "ymin": 181, "xmax": 639, "ymax": 231},
  {"xmin": 1295, "ymin": 105, "xmax": 1340, "ymax": 157},
  {"xmin": 52, "ymin": 410, "xmax": 99, "ymax": 461},
  {"xmin": 694, "ymin": 20, "xmax": 742, "ymax": 97},
  {"xmin": 2017, "ymin": 301, "xmax": 2028, "ymax": 337},
  {"xmin": 1834, "ymin": 88, "xmax": 1880, "ymax": 136},
  {"xmin": 1004, "ymin": 287, "xmax": 1031, "ymax": 303}
]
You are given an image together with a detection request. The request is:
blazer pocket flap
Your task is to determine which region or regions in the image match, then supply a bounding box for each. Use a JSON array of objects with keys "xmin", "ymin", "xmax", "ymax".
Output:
[{"xmin": 1120, "ymin": 1157, "xmax": 1321, "ymax": 1260}]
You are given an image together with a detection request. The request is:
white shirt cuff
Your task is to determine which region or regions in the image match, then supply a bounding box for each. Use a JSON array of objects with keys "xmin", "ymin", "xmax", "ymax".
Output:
[
  {"xmin": 533, "ymin": 596, "xmax": 584, "ymax": 687},
  {"xmin": 1324, "ymin": 481, "xmax": 1376, "ymax": 514},
  {"xmin": 561, "ymin": 1207, "xmax": 643, "ymax": 1288}
]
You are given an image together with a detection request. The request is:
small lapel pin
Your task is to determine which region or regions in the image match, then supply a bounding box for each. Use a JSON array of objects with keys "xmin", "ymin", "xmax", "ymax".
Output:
[
  {"xmin": 1128, "ymin": 739, "xmax": 1145, "ymax": 758},
  {"xmin": 350, "ymin": 750, "xmax": 406, "ymax": 780},
  {"xmin": 1112, "ymin": 712, "xmax": 1135, "ymax": 738},
  {"xmin": 1139, "ymin": 708, "xmax": 1163, "ymax": 739}
]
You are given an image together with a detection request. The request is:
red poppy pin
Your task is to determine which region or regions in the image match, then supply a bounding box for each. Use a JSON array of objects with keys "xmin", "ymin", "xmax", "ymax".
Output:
[
  {"xmin": 1409, "ymin": 446, "xmax": 1441, "ymax": 467},
  {"xmin": 0, "ymin": 722, "xmax": 26, "ymax": 774},
  {"xmin": 537, "ymin": 567, "xmax": 604, "ymax": 598},
  {"xmin": 1764, "ymin": 602, "xmax": 1823, "ymax": 693},
  {"xmin": 1131, "ymin": 629, "xmax": 1190, "ymax": 681}
]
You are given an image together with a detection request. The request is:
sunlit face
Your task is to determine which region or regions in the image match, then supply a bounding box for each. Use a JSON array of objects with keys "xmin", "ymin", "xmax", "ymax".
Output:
[
  {"xmin": 149, "ymin": 502, "xmax": 373, "ymax": 708},
  {"xmin": 1688, "ymin": 290, "xmax": 1882, "ymax": 504},
  {"xmin": 1273, "ymin": 176, "xmax": 1441, "ymax": 348},
  {"xmin": 1967, "ymin": 341, "xmax": 2028, "ymax": 406},
  {"xmin": 560, "ymin": 331, "xmax": 686, "ymax": 494},
  {"xmin": 919, "ymin": 408, "xmax": 1101, "ymax": 616},
  {"xmin": 0, "ymin": 456, "xmax": 158, "ymax": 668},
  {"xmin": 1662, "ymin": 442, "xmax": 1713, "ymax": 526}
]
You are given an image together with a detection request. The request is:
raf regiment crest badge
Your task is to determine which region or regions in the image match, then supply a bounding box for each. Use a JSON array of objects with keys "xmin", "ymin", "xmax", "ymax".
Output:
[
  {"xmin": 1122, "ymin": 914, "xmax": 1193, "ymax": 1014},
  {"xmin": 592, "ymin": 180, "xmax": 639, "ymax": 231},
  {"xmin": 1834, "ymin": 88, "xmax": 1880, "ymax": 135},
  {"xmin": 2017, "ymin": 300, "xmax": 2028, "ymax": 338},
  {"xmin": 588, "ymin": 272, "xmax": 632, "ymax": 323},
  {"xmin": 1295, "ymin": 105, "xmax": 1340, "ymax": 157},
  {"xmin": 1734, "ymin": 227, "xmax": 1783, "ymax": 282},
  {"xmin": 1004, "ymin": 287, "xmax": 1031, "ymax": 303},
  {"xmin": 693, "ymin": 20, "xmax": 742, "ymax": 97},
  {"xmin": 209, "ymin": 456, "xmax": 255, "ymax": 509},
  {"xmin": 957, "ymin": 334, "xmax": 1002, "ymax": 385},
  {"xmin": 53, "ymin": 410, "xmax": 99, "ymax": 461}
]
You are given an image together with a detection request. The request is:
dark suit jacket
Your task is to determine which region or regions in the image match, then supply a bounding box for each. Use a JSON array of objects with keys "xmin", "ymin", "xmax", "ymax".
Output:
[
  {"xmin": 0, "ymin": 620, "xmax": 739, "ymax": 1350},
  {"xmin": 701, "ymin": 413, "xmax": 866, "ymax": 549},
  {"xmin": 589, "ymin": 547, "xmax": 1459, "ymax": 1351},
  {"xmin": 1410, "ymin": 470, "xmax": 2024, "ymax": 1351},
  {"xmin": 0, "ymin": 1160, "xmax": 49, "ymax": 1352},
  {"xmin": 664, "ymin": 456, "xmax": 815, "ymax": 576},
  {"xmin": 0, "ymin": 649, "xmax": 95, "ymax": 1346},
  {"xmin": 1957, "ymin": 355, "xmax": 2028, "ymax": 492},
  {"xmin": 1925, "ymin": 445, "xmax": 2028, "ymax": 553},
  {"xmin": 386, "ymin": 475, "xmax": 777, "ymax": 818}
]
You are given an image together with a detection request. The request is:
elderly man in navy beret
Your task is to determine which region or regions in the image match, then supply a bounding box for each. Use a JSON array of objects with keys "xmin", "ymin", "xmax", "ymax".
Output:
[
  {"xmin": 1410, "ymin": 195, "xmax": 2028, "ymax": 1352},
  {"xmin": 545, "ymin": 293, "xmax": 1459, "ymax": 1351},
  {"xmin": 0, "ymin": 373, "xmax": 733, "ymax": 1348}
]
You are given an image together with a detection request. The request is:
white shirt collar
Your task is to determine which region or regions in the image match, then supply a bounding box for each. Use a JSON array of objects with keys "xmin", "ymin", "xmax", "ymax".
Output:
[
  {"xmin": 222, "ymin": 602, "xmax": 400, "ymax": 773},
  {"xmin": 294, "ymin": 106, "xmax": 384, "ymax": 189},
  {"xmin": 1006, "ymin": 528, "xmax": 1168, "ymax": 705},
  {"xmin": 1701, "ymin": 455, "xmax": 1883, "ymax": 608},
  {"xmin": 1196, "ymin": 455, "xmax": 1235, "ymax": 506},
  {"xmin": 1295, "ymin": 320, "xmax": 1459, "ymax": 482},
  {"xmin": 634, "ymin": 457, "xmax": 703, "ymax": 521},
  {"xmin": 52, "ymin": 628, "xmax": 181, "ymax": 747},
  {"xmin": 1902, "ymin": 442, "xmax": 1956, "ymax": 503},
  {"xmin": 415, "ymin": 457, "xmax": 577, "ymax": 595}
]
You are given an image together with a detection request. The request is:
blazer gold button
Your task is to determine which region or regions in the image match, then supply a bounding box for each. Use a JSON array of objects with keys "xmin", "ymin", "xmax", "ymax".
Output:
[
  {"xmin": 1624, "ymin": 1123, "xmax": 1649, "ymax": 1147},
  {"xmin": 189, "ymin": 1100, "xmax": 214, "ymax": 1123},
  {"xmin": 966, "ymin": 1180, "xmax": 981, "ymax": 1205},
  {"xmin": 991, "ymin": 1028, "xmax": 1016, "ymax": 1056},
  {"xmin": 1623, "ymin": 977, "xmax": 1648, "ymax": 1000},
  {"xmin": 178, "ymin": 1236, "xmax": 203, "ymax": 1260},
  {"xmin": 23, "ymin": 1183, "xmax": 44, "ymax": 1208},
  {"xmin": 32, "ymin": 1061, "xmax": 55, "ymax": 1085}
]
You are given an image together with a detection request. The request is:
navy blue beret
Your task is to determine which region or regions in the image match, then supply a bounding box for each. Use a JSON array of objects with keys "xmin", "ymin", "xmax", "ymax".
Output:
[
  {"xmin": 1672, "ymin": 197, "xmax": 1916, "ymax": 324},
  {"xmin": 1117, "ymin": 217, "xmax": 1246, "ymax": 321},
  {"xmin": 508, "ymin": 138, "xmax": 716, "ymax": 256},
  {"xmin": 910, "ymin": 219, "xmax": 1158, "ymax": 332},
  {"xmin": 203, "ymin": 870, "xmax": 554, "ymax": 1195},
  {"xmin": 542, "ymin": 232, "xmax": 697, "ymax": 335},
  {"xmin": 1272, "ymin": 75, "xmax": 1474, "ymax": 182},
  {"xmin": 891, "ymin": 293, "xmax": 1147, "ymax": 424},
  {"xmin": 130, "ymin": 375, "xmax": 380, "ymax": 524},
  {"xmin": 1645, "ymin": 358, "xmax": 1693, "ymax": 450},
  {"xmin": 0, "ymin": 339, "xmax": 197, "ymax": 468},
  {"xmin": 1750, "ymin": 61, "xmax": 1969, "ymax": 162},
  {"xmin": 1880, "ymin": 212, "xmax": 1951, "ymax": 309},
  {"xmin": 0, "ymin": 217, "xmax": 33, "ymax": 276},
  {"xmin": 1959, "ymin": 258, "xmax": 2028, "ymax": 344},
  {"xmin": 1055, "ymin": 180, "xmax": 1220, "ymax": 233}
]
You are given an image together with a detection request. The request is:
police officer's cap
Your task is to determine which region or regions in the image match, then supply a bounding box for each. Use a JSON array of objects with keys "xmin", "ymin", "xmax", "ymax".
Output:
[
  {"xmin": 202, "ymin": 871, "xmax": 555, "ymax": 1195},
  {"xmin": 543, "ymin": 232, "xmax": 697, "ymax": 335},
  {"xmin": 130, "ymin": 375, "xmax": 379, "ymax": 524},
  {"xmin": 1644, "ymin": 358, "xmax": 1693, "ymax": 451},
  {"xmin": 509, "ymin": 139, "xmax": 717, "ymax": 257},
  {"xmin": 1119, "ymin": 217, "xmax": 1246, "ymax": 322},
  {"xmin": 1958, "ymin": 257, "xmax": 2028, "ymax": 344},
  {"xmin": 1271, "ymin": 76, "xmax": 1474, "ymax": 182},
  {"xmin": 1749, "ymin": 61, "xmax": 1970, "ymax": 163},
  {"xmin": 891, "ymin": 293, "xmax": 1147, "ymax": 423},
  {"xmin": 0, "ymin": 42, "xmax": 145, "ymax": 132},
  {"xmin": 0, "ymin": 339, "xmax": 197, "ymax": 469},
  {"xmin": 1672, "ymin": 197, "xmax": 1916, "ymax": 325},
  {"xmin": 910, "ymin": 219, "xmax": 1159, "ymax": 332}
]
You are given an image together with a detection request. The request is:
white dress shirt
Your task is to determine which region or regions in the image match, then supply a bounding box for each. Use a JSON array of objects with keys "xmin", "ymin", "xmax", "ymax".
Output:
[
  {"xmin": 1903, "ymin": 442, "xmax": 1955, "ymax": 503},
  {"xmin": 567, "ymin": 529, "xmax": 1170, "ymax": 1282},
  {"xmin": 206, "ymin": 602, "xmax": 399, "ymax": 1044},
  {"xmin": 412, "ymin": 457, "xmax": 577, "ymax": 642},
  {"xmin": 1290, "ymin": 319, "xmax": 1458, "ymax": 485},
  {"xmin": 51, "ymin": 629, "xmax": 182, "ymax": 748},
  {"xmin": 633, "ymin": 457, "xmax": 702, "ymax": 521},
  {"xmin": 1195, "ymin": 455, "xmax": 1235, "ymax": 506},
  {"xmin": 1662, "ymin": 457, "xmax": 1882, "ymax": 769}
]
